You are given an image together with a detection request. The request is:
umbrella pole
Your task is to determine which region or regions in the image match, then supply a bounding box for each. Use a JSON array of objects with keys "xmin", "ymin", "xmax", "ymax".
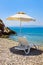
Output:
[{"xmin": 20, "ymin": 21, "xmax": 21, "ymax": 35}]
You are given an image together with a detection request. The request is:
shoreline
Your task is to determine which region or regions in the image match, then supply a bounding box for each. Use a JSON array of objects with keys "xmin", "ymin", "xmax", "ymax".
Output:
[{"xmin": 0, "ymin": 38, "xmax": 43, "ymax": 65}]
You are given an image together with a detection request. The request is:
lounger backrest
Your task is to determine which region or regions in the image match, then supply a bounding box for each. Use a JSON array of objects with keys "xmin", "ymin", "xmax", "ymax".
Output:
[{"xmin": 18, "ymin": 37, "xmax": 29, "ymax": 45}]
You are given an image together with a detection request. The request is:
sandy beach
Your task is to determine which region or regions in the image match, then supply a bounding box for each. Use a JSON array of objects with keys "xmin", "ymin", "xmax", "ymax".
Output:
[{"xmin": 0, "ymin": 38, "xmax": 43, "ymax": 65}]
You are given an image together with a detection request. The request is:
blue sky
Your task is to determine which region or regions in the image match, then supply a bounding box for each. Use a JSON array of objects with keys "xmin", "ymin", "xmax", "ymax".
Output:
[{"xmin": 0, "ymin": 0, "xmax": 43, "ymax": 27}]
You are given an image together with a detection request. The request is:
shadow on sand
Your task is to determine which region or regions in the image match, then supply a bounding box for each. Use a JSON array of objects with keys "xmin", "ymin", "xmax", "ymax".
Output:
[{"xmin": 9, "ymin": 46, "xmax": 43, "ymax": 56}]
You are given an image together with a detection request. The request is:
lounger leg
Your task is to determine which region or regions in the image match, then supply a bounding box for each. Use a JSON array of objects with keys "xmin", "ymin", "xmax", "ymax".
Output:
[
  {"xmin": 34, "ymin": 44, "xmax": 39, "ymax": 49},
  {"xmin": 24, "ymin": 47, "xmax": 30, "ymax": 55}
]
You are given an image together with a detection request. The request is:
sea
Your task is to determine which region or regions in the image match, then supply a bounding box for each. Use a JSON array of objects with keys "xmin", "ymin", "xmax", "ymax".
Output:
[{"xmin": 9, "ymin": 27, "xmax": 43, "ymax": 45}]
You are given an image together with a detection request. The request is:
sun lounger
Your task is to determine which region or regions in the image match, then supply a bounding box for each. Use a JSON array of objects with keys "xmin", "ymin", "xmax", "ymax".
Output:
[{"xmin": 15, "ymin": 36, "xmax": 38, "ymax": 54}]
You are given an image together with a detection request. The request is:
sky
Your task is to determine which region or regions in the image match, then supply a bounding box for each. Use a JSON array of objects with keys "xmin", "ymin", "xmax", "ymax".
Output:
[{"xmin": 0, "ymin": 0, "xmax": 43, "ymax": 27}]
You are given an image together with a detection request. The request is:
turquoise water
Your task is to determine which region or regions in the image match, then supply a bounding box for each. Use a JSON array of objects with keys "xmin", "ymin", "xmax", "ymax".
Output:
[{"xmin": 9, "ymin": 27, "xmax": 43, "ymax": 45}]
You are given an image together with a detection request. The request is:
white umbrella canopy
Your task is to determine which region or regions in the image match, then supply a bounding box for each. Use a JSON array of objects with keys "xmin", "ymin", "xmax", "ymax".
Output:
[
  {"xmin": 7, "ymin": 12, "xmax": 35, "ymax": 21},
  {"xmin": 6, "ymin": 12, "xmax": 36, "ymax": 34}
]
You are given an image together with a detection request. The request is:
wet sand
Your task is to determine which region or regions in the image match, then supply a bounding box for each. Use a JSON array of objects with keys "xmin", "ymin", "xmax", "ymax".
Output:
[{"xmin": 0, "ymin": 38, "xmax": 43, "ymax": 65}]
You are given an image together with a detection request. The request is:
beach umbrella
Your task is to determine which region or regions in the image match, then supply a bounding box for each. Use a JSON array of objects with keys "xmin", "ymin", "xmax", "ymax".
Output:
[{"xmin": 6, "ymin": 12, "xmax": 35, "ymax": 34}]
